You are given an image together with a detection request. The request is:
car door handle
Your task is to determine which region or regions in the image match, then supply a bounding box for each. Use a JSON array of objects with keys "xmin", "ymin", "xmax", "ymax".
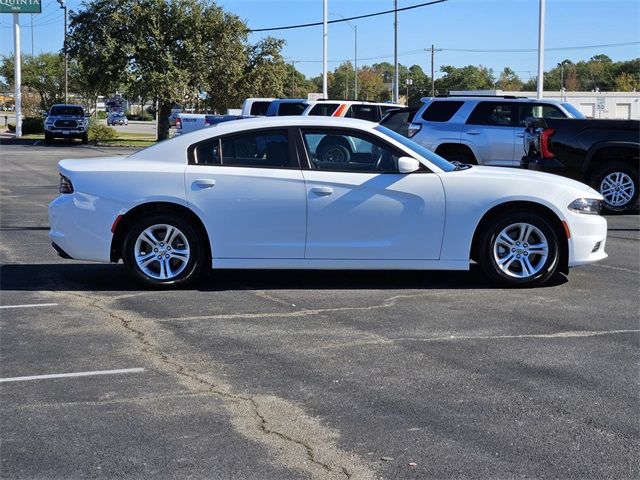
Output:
[
  {"xmin": 466, "ymin": 130, "xmax": 481, "ymax": 135},
  {"xmin": 310, "ymin": 187, "xmax": 333, "ymax": 196},
  {"xmin": 193, "ymin": 179, "xmax": 216, "ymax": 189}
]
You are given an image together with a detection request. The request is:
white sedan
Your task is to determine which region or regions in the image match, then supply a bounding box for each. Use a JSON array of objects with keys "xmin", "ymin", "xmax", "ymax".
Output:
[{"xmin": 49, "ymin": 117, "xmax": 607, "ymax": 288}]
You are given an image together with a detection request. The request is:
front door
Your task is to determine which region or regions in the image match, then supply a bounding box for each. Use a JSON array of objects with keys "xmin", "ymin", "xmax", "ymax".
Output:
[{"xmin": 299, "ymin": 128, "xmax": 446, "ymax": 260}]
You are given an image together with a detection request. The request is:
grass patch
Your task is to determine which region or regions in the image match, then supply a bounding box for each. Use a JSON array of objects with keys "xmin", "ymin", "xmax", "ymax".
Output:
[{"xmin": 97, "ymin": 139, "xmax": 157, "ymax": 147}]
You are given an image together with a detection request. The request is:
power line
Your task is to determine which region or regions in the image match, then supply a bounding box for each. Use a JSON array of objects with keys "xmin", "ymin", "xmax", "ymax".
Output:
[{"xmin": 248, "ymin": 0, "xmax": 447, "ymax": 33}]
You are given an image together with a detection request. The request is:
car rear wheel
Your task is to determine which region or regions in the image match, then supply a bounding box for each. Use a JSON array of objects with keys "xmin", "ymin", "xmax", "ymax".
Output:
[
  {"xmin": 478, "ymin": 212, "xmax": 559, "ymax": 287},
  {"xmin": 123, "ymin": 213, "xmax": 206, "ymax": 288},
  {"xmin": 590, "ymin": 163, "xmax": 639, "ymax": 214}
]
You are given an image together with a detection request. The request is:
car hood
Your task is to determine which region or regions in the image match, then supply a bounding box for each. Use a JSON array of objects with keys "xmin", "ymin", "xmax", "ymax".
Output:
[{"xmin": 451, "ymin": 165, "xmax": 598, "ymax": 194}]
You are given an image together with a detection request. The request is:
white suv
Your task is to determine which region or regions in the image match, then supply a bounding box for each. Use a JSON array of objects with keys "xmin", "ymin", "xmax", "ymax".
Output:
[{"xmin": 408, "ymin": 96, "xmax": 584, "ymax": 166}]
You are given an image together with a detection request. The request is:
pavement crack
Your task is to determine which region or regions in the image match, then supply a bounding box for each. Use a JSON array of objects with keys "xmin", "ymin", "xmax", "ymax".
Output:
[{"xmin": 55, "ymin": 290, "xmax": 374, "ymax": 480}]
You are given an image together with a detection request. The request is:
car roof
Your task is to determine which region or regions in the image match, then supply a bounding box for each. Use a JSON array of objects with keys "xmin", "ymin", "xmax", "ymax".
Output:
[
  {"xmin": 420, "ymin": 96, "xmax": 566, "ymax": 106},
  {"xmin": 131, "ymin": 116, "xmax": 380, "ymax": 160}
]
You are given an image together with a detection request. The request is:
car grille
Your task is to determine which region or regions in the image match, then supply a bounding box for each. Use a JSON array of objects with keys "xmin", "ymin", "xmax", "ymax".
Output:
[{"xmin": 54, "ymin": 119, "xmax": 78, "ymax": 128}]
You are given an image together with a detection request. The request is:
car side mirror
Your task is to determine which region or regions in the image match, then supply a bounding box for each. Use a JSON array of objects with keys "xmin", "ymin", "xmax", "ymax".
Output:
[{"xmin": 398, "ymin": 156, "xmax": 421, "ymax": 174}]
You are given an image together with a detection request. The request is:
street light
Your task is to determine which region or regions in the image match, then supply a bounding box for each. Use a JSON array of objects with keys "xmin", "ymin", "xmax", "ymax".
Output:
[
  {"xmin": 558, "ymin": 60, "xmax": 568, "ymax": 102},
  {"xmin": 330, "ymin": 13, "xmax": 357, "ymax": 100},
  {"xmin": 57, "ymin": 0, "xmax": 68, "ymax": 104}
]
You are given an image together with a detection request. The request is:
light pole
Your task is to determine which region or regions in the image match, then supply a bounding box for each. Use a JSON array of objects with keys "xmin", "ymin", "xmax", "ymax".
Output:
[
  {"xmin": 330, "ymin": 13, "xmax": 358, "ymax": 100},
  {"xmin": 405, "ymin": 78, "xmax": 412, "ymax": 105},
  {"xmin": 393, "ymin": 0, "xmax": 399, "ymax": 103},
  {"xmin": 558, "ymin": 60, "xmax": 568, "ymax": 101},
  {"xmin": 57, "ymin": 0, "xmax": 68, "ymax": 104},
  {"xmin": 536, "ymin": 0, "xmax": 545, "ymax": 99},
  {"xmin": 322, "ymin": 0, "xmax": 328, "ymax": 99}
]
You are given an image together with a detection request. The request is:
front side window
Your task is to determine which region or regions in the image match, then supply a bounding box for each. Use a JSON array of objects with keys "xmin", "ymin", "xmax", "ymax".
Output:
[
  {"xmin": 309, "ymin": 103, "xmax": 340, "ymax": 116},
  {"xmin": 277, "ymin": 102, "xmax": 307, "ymax": 116},
  {"xmin": 517, "ymin": 104, "xmax": 565, "ymax": 126},
  {"xmin": 345, "ymin": 105, "xmax": 378, "ymax": 122},
  {"xmin": 302, "ymin": 129, "xmax": 402, "ymax": 173},
  {"xmin": 250, "ymin": 102, "xmax": 270, "ymax": 116},
  {"xmin": 467, "ymin": 102, "xmax": 514, "ymax": 126}
]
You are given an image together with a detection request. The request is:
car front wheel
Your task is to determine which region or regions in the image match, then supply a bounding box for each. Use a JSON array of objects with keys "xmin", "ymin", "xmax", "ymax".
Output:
[
  {"xmin": 478, "ymin": 212, "xmax": 559, "ymax": 287},
  {"xmin": 591, "ymin": 163, "xmax": 639, "ymax": 214},
  {"xmin": 123, "ymin": 213, "xmax": 206, "ymax": 288}
]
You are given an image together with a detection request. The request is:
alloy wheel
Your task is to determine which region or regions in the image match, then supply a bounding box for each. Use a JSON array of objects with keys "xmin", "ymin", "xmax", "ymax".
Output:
[{"xmin": 493, "ymin": 222, "xmax": 549, "ymax": 279}]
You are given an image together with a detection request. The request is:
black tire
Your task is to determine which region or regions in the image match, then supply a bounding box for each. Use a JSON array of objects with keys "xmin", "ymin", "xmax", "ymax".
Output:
[
  {"xmin": 478, "ymin": 211, "xmax": 560, "ymax": 287},
  {"xmin": 44, "ymin": 133, "xmax": 53, "ymax": 144},
  {"xmin": 590, "ymin": 162, "xmax": 639, "ymax": 214},
  {"xmin": 81, "ymin": 134, "xmax": 89, "ymax": 145},
  {"xmin": 317, "ymin": 138, "xmax": 351, "ymax": 163},
  {"xmin": 122, "ymin": 213, "xmax": 207, "ymax": 288}
]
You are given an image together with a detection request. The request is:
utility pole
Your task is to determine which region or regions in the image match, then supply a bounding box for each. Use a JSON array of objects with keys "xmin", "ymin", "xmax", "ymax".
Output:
[
  {"xmin": 57, "ymin": 0, "xmax": 68, "ymax": 103},
  {"xmin": 354, "ymin": 25, "xmax": 358, "ymax": 100},
  {"xmin": 322, "ymin": 0, "xmax": 328, "ymax": 98},
  {"xmin": 291, "ymin": 60, "xmax": 295, "ymax": 97},
  {"xmin": 430, "ymin": 44, "xmax": 435, "ymax": 97},
  {"xmin": 30, "ymin": 14, "xmax": 33, "ymax": 56},
  {"xmin": 393, "ymin": 0, "xmax": 399, "ymax": 103},
  {"xmin": 536, "ymin": 0, "xmax": 545, "ymax": 99}
]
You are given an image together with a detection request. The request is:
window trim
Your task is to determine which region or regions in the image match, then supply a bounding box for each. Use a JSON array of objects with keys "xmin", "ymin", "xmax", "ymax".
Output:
[
  {"xmin": 187, "ymin": 127, "xmax": 302, "ymax": 170},
  {"xmin": 297, "ymin": 126, "xmax": 427, "ymax": 174}
]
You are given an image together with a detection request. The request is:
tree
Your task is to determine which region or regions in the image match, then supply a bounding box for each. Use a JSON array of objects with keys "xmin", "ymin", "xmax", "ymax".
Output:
[
  {"xmin": 0, "ymin": 53, "xmax": 65, "ymax": 110},
  {"xmin": 495, "ymin": 67, "xmax": 523, "ymax": 91},
  {"xmin": 66, "ymin": 0, "xmax": 287, "ymax": 140},
  {"xmin": 435, "ymin": 65, "xmax": 494, "ymax": 93}
]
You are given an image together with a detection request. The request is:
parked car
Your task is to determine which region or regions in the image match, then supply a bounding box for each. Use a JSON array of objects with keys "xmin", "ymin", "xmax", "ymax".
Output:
[
  {"xmin": 304, "ymin": 100, "xmax": 404, "ymax": 122},
  {"xmin": 107, "ymin": 112, "xmax": 128, "ymax": 126},
  {"xmin": 265, "ymin": 99, "xmax": 310, "ymax": 116},
  {"xmin": 168, "ymin": 111, "xmax": 181, "ymax": 127},
  {"xmin": 44, "ymin": 104, "xmax": 90, "ymax": 144},
  {"xmin": 379, "ymin": 107, "xmax": 419, "ymax": 137},
  {"xmin": 49, "ymin": 116, "xmax": 607, "ymax": 288},
  {"xmin": 175, "ymin": 114, "xmax": 250, "ymax": 135},
  {"xmin": 241, "ymin": 98, "xmax": 275, "ymax": 116},
  {"xmin": 522, "ymin": 117, "xmax": 640, "ymax": 213},
  {"xmin": 408, "ymin": 96, "xmax": 584, "ymax": 166}
]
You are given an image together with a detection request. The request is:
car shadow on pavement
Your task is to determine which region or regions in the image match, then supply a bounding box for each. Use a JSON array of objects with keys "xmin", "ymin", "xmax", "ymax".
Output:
[{"xmin": 0, "ymin": 263, "xmax": 568, "ymax": 292}]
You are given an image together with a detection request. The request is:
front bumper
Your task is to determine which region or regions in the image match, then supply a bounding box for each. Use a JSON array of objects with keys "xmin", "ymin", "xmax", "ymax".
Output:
[
  {"xmin": 566, "ymin": 212, "xmax": 608, "ymax": 267},
  {"xmin": 45, "ymin": 126, "xmax": 87, "ymax": 138}
]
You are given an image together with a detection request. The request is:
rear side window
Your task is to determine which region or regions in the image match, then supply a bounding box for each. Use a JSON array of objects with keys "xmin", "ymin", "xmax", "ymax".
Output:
[
  {"xmin": 250, "ymin": 102, "xmax": 270, "ymax": 116},
  {"xmin": 345, "ymin": 105, "xmax": 378, "ymax": 122},
  {"xmin": 221, "ymin": 129, "xmax": 293, "ymax": 168},
  {"xmin": 277, "ymin": 102, "xmax": 307, "ymax": 116},
  {"xmin": 308, "ymin": 103, "xmax": 340, "ymax": 116},
  {"xmin": 380, "ymin": 109, "xmax": 417, "ymax": 137},
  {"xmin": 467, "ymin": 102, "xmax": 514, "ymax": 126},
  {"xmin": 420, "ymin": 101, "xmax": 463, "ymax": 122}
]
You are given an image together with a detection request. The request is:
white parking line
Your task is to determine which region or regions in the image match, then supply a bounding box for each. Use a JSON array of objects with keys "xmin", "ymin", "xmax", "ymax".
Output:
[
  {"xmin": 0, "ymin": 303, "xmax": 59, "ymax": 310},
  {"xmin": 0, "ymin": 368, "xmax": 145, "ymax": 383}
]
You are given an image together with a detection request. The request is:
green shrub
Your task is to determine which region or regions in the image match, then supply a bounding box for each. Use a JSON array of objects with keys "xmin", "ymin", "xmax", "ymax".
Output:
[
  {"xmin": 6, "ymin": 118, "xmax": 42, "ymax": 134},
  {"xmin": 88, "ymin": 123, "xmax": 117, "ymax": 142},
  {"xmin": 97, "ymin": 111, "xmax": 108, "ymax": 119},
  {"xmin": 22, "ymin": 117, "xmax": 44, "ymax": 134}
]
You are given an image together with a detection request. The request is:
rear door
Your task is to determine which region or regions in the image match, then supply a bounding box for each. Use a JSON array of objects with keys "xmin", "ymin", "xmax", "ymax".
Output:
[
  {"xmin": 462, "ymin": 102, "xmax": 517, "ymax": 166},
  {"xmin": 184, "ymin": 128, "xmax": 307, "ymax": 259}
]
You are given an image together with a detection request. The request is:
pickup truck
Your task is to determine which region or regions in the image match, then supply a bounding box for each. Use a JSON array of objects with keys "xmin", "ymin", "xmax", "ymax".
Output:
[
  {"xmin": 44, "ymin": 104, "xmax": 90, "ymax": 144},
  {"xmin": 522, "ymin": 117, "xmax": 639, "ymax": 213}
]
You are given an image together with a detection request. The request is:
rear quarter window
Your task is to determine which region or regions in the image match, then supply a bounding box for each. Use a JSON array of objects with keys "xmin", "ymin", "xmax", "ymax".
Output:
[
  {"xmin": 277, "ymin": 102, "xmax": 307, "ymax": 116},
  {"xmin": 250, "ymin": 102, "xmax": 270, "ymax": 116},
  {"xmin": 420, "ymin": 101, "xmax": 463, "ymax": 122},
  {"xmin": 345, "ymin": 105, "xmax": 378, "ymax": 122}
]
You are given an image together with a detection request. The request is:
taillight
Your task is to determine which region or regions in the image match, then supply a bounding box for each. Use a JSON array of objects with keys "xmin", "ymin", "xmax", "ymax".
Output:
[
  {"xmin": 539, "ymin": 128, "xmax": 555, "ymax": 158},
  {"xmin": 407, "ymin": 123, "xmax": 422, "ymax": 138},
  {"xmin": 176, "ymin": 117, "xmax": 182, "ymax": 130},
  {"xmin": 59, "ymin": 174, "xmax": 73, "ymax": 194}
]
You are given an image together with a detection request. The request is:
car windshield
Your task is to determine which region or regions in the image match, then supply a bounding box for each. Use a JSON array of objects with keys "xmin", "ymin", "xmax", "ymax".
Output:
[
  {"xmin": 561, "ymin": 103, "xmax": 586, "ymax": 119},
  {"xmin": 374, "ymin": 125, "xmax": 457, "ymax": 172},
  {"xmin": 50, "ymin": 106, "xmax": 84, "ymax": 116}
]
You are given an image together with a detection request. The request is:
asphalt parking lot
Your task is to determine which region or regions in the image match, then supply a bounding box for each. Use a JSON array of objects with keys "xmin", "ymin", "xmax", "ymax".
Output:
[{"xmin": 1, "ymin": 142, "xmax": 638, "ymax": 479}]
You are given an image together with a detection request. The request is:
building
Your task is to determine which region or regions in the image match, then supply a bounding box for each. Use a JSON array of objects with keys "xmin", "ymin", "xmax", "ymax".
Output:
[{"xmin": 450, "ymin": 90, "xmax": 640, "ymax": 120}]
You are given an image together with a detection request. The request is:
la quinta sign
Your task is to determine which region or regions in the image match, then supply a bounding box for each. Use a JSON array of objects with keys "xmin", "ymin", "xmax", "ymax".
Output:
[{"xmin": 0, "ymin": 0, "xmax": 42, "ymax": 14}]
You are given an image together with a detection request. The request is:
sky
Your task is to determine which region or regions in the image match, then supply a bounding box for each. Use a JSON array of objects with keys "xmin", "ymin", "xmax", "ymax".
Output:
[{"xmin": 1, "ymin": 0, "xmax": 639, "ymax": 82}]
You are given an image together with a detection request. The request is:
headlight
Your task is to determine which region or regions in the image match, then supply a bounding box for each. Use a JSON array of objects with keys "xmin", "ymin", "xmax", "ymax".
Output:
[{"xmin": 568, "ymin": 198, "xmax": 601, "ymax": 215}]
